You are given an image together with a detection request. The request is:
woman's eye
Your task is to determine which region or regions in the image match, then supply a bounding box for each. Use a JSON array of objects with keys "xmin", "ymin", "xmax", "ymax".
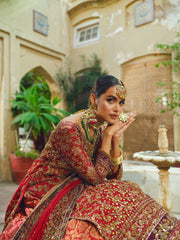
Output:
[
  {"xmin": 119, "ymin": 100, "xmax": 125, "ymax": 105},
  {"xmin": 107, "ymin": 98, "xmax": 114, "ymax": 103}
]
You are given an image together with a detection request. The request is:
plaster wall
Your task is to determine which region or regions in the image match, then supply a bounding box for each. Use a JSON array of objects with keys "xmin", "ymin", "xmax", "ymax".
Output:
[
  {"xmin": 67, "ymin": 0, "xmax": 180, "ymax": 150},
  {"xmin": 68, "ymin": 0, "xmax": 180, "ymax": 73},
  {"xmin": 0, "ymin": 0, "xmax": 70, "ymax": 181},
  {"xmin": 0, "ymin": 32, "xmax": 12, "ymax": 181},
  {"xmin": 0, "ymin": 0, "xmax": 69, "ymax": 53}
]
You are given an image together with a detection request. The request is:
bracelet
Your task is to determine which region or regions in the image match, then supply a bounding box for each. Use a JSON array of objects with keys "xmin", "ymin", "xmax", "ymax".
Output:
[{"xmin": 111, "ymin": 155, "xmax": 123, "ymax": 166}]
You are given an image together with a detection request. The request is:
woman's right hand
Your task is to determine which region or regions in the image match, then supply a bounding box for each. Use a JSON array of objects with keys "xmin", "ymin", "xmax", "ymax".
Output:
[
  {"xmin": 105, "ymin": 112, "xmax": 136, "ymax": 138},
  {"xmin": 100, "ymin": 112, "xmax": 136, "ymax": 155},
  {"xmin": 111, "ymin": 112, "xmax": 136, "ymax": 139}
]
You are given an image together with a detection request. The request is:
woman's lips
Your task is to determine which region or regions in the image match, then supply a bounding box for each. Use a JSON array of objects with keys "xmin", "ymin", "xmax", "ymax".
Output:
[{"xmin": 109, "ymin": 114, "xmax": 118, "ymax": 119}]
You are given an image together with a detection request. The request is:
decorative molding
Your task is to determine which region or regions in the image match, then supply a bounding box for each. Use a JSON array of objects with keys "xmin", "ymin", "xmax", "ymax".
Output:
[
  {"xmin": 33, "ymin": 10, "xmax": 48, "ymax": 36},
  {"xmin": 134, "ymin": 0, "xmax": 154, "ymax": 27},
  {"xmin": 16, "ymin": 35, "xmax": 66, "ymax": 58}
]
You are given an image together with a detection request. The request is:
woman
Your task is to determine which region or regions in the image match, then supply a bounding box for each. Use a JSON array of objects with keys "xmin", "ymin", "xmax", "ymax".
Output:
[{"xmin": 0, "ymin": 75, "xmax": 179, "ymax": 239}]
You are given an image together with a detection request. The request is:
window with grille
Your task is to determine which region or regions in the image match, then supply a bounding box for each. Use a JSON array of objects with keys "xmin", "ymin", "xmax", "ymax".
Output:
[
  {"xmin": 79, "ymin": 25, "xmax": 99, "ymax": 42},
  {"xmin": 74, "ymin": 20, "xmax": 100, "ymax": 48}
]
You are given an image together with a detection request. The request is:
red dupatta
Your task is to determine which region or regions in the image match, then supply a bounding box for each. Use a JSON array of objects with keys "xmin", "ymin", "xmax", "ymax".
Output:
[{"xmin": 26, "ymin": 179, "xmax": 82, "ymax": 240}]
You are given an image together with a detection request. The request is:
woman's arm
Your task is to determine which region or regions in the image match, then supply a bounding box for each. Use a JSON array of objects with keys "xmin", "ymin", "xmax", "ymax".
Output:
[
  {"xmin": 100, "ymin": 112, "xmax": 136, "ymax": 174},
  {"xmin": 51, "ymin": 123, "xmax": 114, "ymax": 186}
]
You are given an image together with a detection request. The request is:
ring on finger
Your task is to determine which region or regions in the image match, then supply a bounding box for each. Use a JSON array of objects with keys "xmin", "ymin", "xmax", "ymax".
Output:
[{"xmin": 119, "ymin": 112, "xmax": 129, "ymax": 122}]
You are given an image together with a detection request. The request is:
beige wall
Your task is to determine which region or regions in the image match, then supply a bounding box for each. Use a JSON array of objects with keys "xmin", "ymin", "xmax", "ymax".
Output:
[
  {"xmin": 67, "ymin": 0, "xmax": 180, "ymax": 151},
  {"xmin": 0, "ymin": 0, "xmax": 70, "ymax": 181},
  {"xmin": 68, "ymin": 0, "xmax": 179, "ymax": 74},
  {"xmin": 0, "ymin": 31, "xmax": 12, "ymax": 181}
]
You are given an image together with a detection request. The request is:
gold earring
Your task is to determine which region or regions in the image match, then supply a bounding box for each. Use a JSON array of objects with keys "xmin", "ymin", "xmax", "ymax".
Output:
[{"xmin": 90, "ymin": 104, "xmax": 96, "ymax": 111}]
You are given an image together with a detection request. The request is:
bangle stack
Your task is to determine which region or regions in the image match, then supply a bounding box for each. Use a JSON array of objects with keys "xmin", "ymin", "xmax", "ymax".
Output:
[
  {"xmin": 111, "ymin": 155, "xmax": 123, "ymax": 166},
  {"xmin": 98, "ymin": 149, "xmax": 123, "ymax": 166}
]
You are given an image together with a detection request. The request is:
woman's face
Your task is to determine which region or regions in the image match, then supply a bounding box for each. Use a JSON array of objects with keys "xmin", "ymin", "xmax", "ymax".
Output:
[{"xmin": 94, "ymin": 85, "xmax": 125, "ymax": 125}]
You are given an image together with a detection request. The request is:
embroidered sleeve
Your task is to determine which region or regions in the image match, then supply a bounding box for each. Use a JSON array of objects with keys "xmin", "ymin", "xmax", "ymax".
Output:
[
  {"xmin": 107, "ymin": 164, "xmax": 123, "ymax": 180},
  {"xmin": 51, "ymin": 123, "xmax": 114, "ymax": 186}
]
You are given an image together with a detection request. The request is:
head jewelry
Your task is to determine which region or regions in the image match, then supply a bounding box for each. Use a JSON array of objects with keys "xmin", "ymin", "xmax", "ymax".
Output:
[{"xmin": 116, "ymin": 80, "xmax": 127, "ymax": 99}]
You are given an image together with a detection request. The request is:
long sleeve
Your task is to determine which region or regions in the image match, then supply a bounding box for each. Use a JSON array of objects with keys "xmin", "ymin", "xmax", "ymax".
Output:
[
  {"xmin": 107, "ymin": 164, "xmax": 123, "ymax": 180},
  {"xmin": 50, "ymin": 122, "xmax": 114, "ymax": 186}
]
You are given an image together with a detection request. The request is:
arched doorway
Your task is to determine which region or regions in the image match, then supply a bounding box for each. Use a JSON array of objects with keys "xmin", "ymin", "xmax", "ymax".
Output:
[
  {"xmin": 122, "ymin": 54, "xmax": 174, "ymax": 159},
  {"xmin": 20, "ymin": 66, "xmax": 61, "ymax": 99},
  {"xmin": 15, "ymin": 67, "xmax": 63, "ymax": 152}
]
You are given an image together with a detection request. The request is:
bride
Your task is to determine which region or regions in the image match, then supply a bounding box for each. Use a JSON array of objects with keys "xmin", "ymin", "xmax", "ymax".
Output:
[{"xmin": 1, "ymin": 75, "xmax": 179, "ymax": 239}]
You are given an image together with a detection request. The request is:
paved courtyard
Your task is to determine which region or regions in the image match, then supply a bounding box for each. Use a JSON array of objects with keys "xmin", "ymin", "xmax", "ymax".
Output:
[{"xmin": 0, "ymin": 182, "xmax": 18, "ymax": 233}]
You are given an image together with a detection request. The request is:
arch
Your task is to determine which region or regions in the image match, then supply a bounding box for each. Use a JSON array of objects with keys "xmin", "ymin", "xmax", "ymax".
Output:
[
  {"xmin": 19, "ymin": 66, "xmax": 64, "ymax": 111},
  {"xmin": 18, "ymin": 43, "xmax": 63, "ymax": 101},
  {"xmin": 32, "ymin": 66, "xmax": 60, "ymax": 99},
  {"xmin": 20, "ymin": 66, "xmax": 61, "ymax": 100}
]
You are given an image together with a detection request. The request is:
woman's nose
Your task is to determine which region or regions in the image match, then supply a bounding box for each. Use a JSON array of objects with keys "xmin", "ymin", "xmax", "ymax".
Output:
[{"xmin": 114, "ymin": 103, "xmax": 122, "ymax": 112}]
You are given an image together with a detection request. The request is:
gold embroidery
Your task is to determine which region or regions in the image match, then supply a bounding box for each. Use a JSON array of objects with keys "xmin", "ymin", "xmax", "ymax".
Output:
[{"xmin": 72, "ymin": 180, "xmax": 180, "ymax": 240}]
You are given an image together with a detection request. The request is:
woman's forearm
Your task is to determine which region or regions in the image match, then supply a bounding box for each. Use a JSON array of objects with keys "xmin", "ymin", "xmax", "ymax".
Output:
[
  {"xmin": 111, "ymin": 136, "xmax": 122, "ymax": 158},
  {"xmin": 99, "ymin": 132, "xmax": 112, "ymax": 155}
]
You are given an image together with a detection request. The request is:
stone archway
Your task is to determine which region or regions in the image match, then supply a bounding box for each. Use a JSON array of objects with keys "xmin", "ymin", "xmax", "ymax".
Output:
[
  {"xmin": 13, "ymin": 67, "xmax": 64, "ymax": 153},
  {"xmin": 20, "ymin": 66, "xmax": 64, "ymax": 110},
  {"xmin": 122, "ymin": 54, "xmax": 174, "ymax": 160},
  {"xmin": 21, "ymin": 66, "xmax": 61, "ymax": 99},
  {"xmin": 32, "ymin": 66, "xmax": 59, "ymax": 97}
]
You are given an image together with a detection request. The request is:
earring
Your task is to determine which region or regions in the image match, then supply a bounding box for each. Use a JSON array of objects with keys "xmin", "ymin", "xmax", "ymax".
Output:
[{"xmin": 90, "ymin": 103, "xmax": 96, "ymax": 111}]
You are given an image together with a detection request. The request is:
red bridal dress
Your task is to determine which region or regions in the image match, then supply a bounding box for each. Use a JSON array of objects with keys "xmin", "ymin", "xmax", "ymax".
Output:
[{"xmin": 0, "ymin": 121, "xmax": 180, "ymax": 240}]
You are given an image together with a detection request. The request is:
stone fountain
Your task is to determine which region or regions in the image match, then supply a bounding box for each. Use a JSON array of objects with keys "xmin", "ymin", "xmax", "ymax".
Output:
[{"xmin": 133, "ymin": 125, "xmax": 180, "ymax": 212}]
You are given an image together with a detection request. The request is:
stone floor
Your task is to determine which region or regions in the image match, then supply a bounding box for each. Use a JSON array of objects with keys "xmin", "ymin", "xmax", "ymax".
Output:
[{"xmin": 0, "ymin": 182, "xmax": 18, "ymax": 233}]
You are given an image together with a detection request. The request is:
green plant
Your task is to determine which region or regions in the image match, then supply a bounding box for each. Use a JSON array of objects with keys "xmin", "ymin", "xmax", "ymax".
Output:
[
  {"xmin": 11, "ymin": 83, "xmax": 69, "ymax": 151},
  {"xmin": 20, "ymin": 70, "xmax": 50, "ymax": 93},
  {"xmin": 155, "ymin": 80, "xmax": 180, "ymax": 116},
  {"xmin": 55, "ymin": 53, "xmax": 108, "ymax": 113},
  {"xmin": 12, "ymin": 71, "xmax": 51, "ymax": 117},
  {"xmin": 155, "ymin": 32, "xmax": 180, "ymax": 72},
  {"xmin": 14, "ymin": 146, "xmax": 39, "ymax": 160},
  {"xmin": 155, "ymin": 32, "xmax": 180, "ymax": 116}
]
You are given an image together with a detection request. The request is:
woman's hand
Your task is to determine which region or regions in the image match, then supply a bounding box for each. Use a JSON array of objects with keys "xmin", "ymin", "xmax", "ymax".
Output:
[
  {"xmin": 110, "ymin": 112, "xmax": 136, "ymax": 159},
  {"xmin": 112, "ymin": 112, "xmax": 136, "ymax": 141},
  {"xmin": 100, "ymin": 112, "xmax": 136, "ymax": 155},
  {"xmin": 104, "ymin": 112, "xmax": 136, "ymax": 139}
]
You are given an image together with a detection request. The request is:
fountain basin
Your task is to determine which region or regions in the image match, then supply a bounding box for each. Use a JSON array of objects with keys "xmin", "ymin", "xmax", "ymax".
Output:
[{"xmin": 133, "ymin": 151, "xmax": 180, "ymax": 169}]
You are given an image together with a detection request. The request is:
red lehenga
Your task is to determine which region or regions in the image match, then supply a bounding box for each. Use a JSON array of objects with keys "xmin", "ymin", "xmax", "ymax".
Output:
[{"xmin": 0, "ymin": 121, "xmax": 180, "ymax": 240}]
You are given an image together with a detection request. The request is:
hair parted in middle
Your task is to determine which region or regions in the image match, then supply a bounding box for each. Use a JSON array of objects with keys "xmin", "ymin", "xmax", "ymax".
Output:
[{"xmin": 89, "ymin": 75, "xmax": 126, "ymax": 104}]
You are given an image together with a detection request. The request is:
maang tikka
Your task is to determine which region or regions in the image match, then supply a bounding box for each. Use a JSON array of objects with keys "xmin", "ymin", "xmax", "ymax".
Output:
[
  {"xmin": 116, "ymin": 80, "xmax": 128, "ymax": 122},
  {"xmin": 116, "ymin": 80, "xmax": 127, "ymax": 99}
]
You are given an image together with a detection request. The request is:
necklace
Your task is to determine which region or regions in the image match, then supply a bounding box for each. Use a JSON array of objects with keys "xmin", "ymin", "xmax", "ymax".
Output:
[{"xmin": 81, "ymin": 109, "xmax": 107, "ymax": 144}]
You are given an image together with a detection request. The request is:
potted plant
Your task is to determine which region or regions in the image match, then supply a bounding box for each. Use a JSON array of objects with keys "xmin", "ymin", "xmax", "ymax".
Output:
[
  {"xmin": 10, "ymin": 147, "xmax": 39, "ymax": 184},
  {"xmin": 10, "ymin": 82, "xmax": 68, "ymax": 184}
]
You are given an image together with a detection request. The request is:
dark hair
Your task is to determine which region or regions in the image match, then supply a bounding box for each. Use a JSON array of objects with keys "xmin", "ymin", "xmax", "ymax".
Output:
[{"xmin": 92, "ymin": 75, "xmax": 125, "ymax": 98}]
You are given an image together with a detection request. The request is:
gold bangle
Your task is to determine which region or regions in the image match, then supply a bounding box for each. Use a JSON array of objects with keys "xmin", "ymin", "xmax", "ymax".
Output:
[{"xmin": 111, "ymin": 155, "xmax": 123, "ymax": 166}]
